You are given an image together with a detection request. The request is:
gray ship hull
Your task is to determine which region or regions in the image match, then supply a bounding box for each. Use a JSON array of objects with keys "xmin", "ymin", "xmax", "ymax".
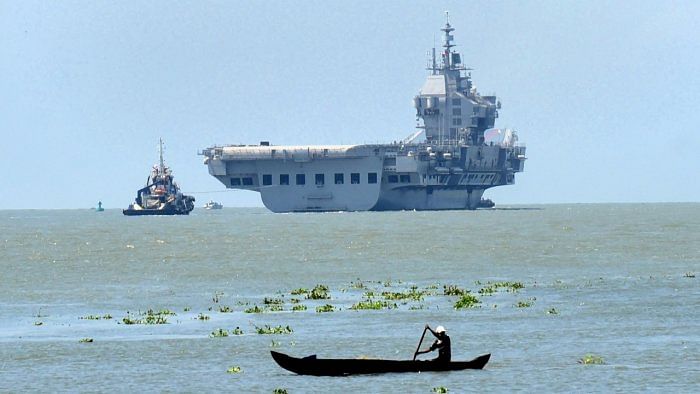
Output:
[{"xmin": 372, "ymin": 186, "xmax": 485, "ymax": 211}]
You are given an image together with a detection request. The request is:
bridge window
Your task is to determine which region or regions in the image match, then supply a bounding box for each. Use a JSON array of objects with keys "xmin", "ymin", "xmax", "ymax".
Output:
[
  {"xmin": 388, "ymin": 175, "xmax": 399, "ymax": 183},
  {"xmin": 280, "ymin": 174, "xmax": 289, "ymax": 185},
  {"xmin": 262, "ymin": 174, "xmax": 272, "ymax": 186},
  {"xmin": 315, "ymin": 173, "xmax": 325, "ymax": 186},
  {"xmin": 368, "ymin": 172, "xmax": 377, "ymax": 184},
  {"xmin": 351, "ymin": 173, "xmax": 360, "ymax": 184},
  {"xmin": 452, "ymin": 98, "xmax": 461, "ymax": 106},
  {"xmin": 296, "ymin": 174, "xmax": 305, "ymax": 185},
  {"xmin": 242, "ymin": 177, "xmax": 254, "ymax": 186},
  {"xmin": 400, "ymin": 174, "xmax": 411, "ymax": 183},
  {"xmin": 452, "ymin": 118, "xmax": 462, "ymax": 126},
  {"xmin": 334, "ymin": 173, "xmax": 344, "ymax": 184},
  {"xmin": 452, "ymin": 108, "xmax": 461, "ymax": 116},
  {"xmin": 230, "ymin": 177, "xmax": 241, "ymax": 186}
]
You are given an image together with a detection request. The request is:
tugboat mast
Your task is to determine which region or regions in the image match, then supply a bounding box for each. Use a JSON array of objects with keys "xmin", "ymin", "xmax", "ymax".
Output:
[{"xmin": 158, "ymin": 138, "xmax": 165, "ymax": 175}]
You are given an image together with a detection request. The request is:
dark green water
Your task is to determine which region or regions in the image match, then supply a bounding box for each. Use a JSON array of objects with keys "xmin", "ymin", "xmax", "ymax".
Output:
[{"xmin": 1, "ymin": 204, "xmax": 698, "ymax": 392}]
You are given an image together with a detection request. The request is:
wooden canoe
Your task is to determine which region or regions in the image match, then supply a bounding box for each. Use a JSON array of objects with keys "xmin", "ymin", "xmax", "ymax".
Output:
[{"xmin": 270, "ymin": 351, "xmax": 490, "ymax": 376}]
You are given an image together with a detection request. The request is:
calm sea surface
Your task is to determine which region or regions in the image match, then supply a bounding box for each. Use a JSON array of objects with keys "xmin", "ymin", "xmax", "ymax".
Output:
[{"xmin": 1, "ymin": 204, "xmax": 698, "ymax": 393}]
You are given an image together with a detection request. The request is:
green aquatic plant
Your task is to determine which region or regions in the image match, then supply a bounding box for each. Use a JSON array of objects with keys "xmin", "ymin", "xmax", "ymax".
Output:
[
  {"xmin": 273, "ymin": 389, "xmax": 288, "ymax": 394},
  {"xmin": 79, "ymin": 338, "xmax": 94, "ymax": 343},
  {"xmin": 306, "ymin": 284, "xmax": 330, "ymax": 300},
  {"xmin": 268, "ymin": 304, "xmax": 284, "ymax": 312},
  {"xmin": 122, "ymin": 309, "xmax": 170, "ymax": 325},
  {"xmin": 289, "ymin": 298, "xmax": 300, "ymax": 304},
  {"xmin": 432, "ymin": 387, "xmax": 448, "ymax": 393},
  {"xmin": 350, "ymin": 280, "xmax": 366, "ymax": 289},
  {"xmin": 516, "ymin": 298, "xmax": 536, "ymax": 308},
  {"xmin": 210, "ymin": 328, "xmax": 229, "ymax": 338},
  {"xmin": 226, "ymin": 365, "xmax": 242, "ymax": 374},
  {"xmin": 290, "ymin": 288, "xmax": 308, "ymax": 295},
  {"xmin": 363, "ymin": 291, "xmax": 375, "ymax": 298},
  {"xmin": 578, "ymin": 354, "xmax": 604, "ymax": 365},
  {"xmin": 80, "ymin": 314, "xmax": 112, "ymax": 320},
  {"xmin": 244, "ymin": 305, "xmax": 264, "ymax": 314},
  {"xmin": 292, "ymin": 304, "xmax": 307, "ymax": 311},
  {"xmin": 270, "ymin": 339, "xmax": 281, "ymax": 347},
  {"xmin": 684, "ymin": 272, "xmax": 695, "ymax": 278},
  {"xmin": 218, "ymin": 305, "xmax": 233, "ymax": 313},
  {"xmin": 152, "ymin": 309, "xmax": 176, "ymax": 316},
  {"xmin": 232, "ymin": 327, "xmax": 244, "ymax": 335},
  {"xmin": 183, "ymin": 306, "xmax": 191, "ymax": 312},
  {"xmin": 443, "ymin": 285, "xmax": 468, "ymax": 296},
  {"xmin": 547, "ymin": 307, "xmax": 559, "ymax": 315},
  {"xmin": 478, "ymin": 281, "xmax": 524, "ymax": 296},
  {"xmin": 409, "ymin": 304, "xmax": 426, "ymax": 310},
  {"xmin": 478, "ymin": 286, "xmax": 496, "ymax": 296},
  {"xmin": 255, "ymin": 325, "xmax": 293, "ymax": 335},
  {"xmin": 316, "ymin": 304, "xmax": 335, "ymax": 313},
  {"xmin": 350, "ymin": 299, "xmax": 396, "ymax": 310},
  {"xmin": 264, "ymin": 297, "xmax": 284, "ymax": 305},
  {"xmin": 197, "ymin": 313, "xmax": 210, "ymax": 321},
  {"xmin": 454, "ymin": 294, "xmax": 481, "ymax": 309},
  {"xmin": 381, "ymin": 287, "xmax": 425, "ymax": 301}
]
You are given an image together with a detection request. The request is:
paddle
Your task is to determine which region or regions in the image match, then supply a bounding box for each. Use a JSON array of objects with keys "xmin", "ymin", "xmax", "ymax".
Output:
[{"xmin": 412, "ymin": 326, "xmax": 429, "ymax": 361}]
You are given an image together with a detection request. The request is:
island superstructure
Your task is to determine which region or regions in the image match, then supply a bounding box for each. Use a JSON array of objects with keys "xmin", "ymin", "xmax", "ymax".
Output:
[{"xmin": 201, "ymin": 15, "xmax": 526, "ymax": 212}]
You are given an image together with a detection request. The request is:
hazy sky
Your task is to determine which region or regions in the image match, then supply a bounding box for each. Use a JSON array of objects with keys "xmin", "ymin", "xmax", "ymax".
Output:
[{"xmin": 1, "ymin": 1, "xmax": 698, "ymax": 209}]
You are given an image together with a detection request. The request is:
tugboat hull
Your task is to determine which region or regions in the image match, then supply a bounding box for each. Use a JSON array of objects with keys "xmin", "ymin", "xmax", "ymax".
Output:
[{"xmin": 122, "ymin": 208, "xmax": 191, "ymax": 216}]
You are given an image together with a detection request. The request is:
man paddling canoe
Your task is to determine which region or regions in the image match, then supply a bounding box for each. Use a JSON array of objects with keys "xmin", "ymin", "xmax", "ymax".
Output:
[{"xmin": 415, "ymin": 324, "xmax": 451, "ymax": 363}]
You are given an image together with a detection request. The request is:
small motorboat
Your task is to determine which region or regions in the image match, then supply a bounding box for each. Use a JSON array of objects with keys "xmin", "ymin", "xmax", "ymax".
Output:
[
  {"xmin": 477, "ymin": 198, "xmax": 495, "ymax": 208},
  {"xmin": 203, "ymin": 200, "xmax": 223, "ymax": 210},
  {"xmin": 270, "ymin": 351, "xmax": 490, "ymax": 376}
]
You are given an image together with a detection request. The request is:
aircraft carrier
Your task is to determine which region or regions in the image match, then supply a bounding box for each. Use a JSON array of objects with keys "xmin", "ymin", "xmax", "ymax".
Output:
[{"xmin": 201, "ymin": 15, "xmax": 526, "ymax": 212}]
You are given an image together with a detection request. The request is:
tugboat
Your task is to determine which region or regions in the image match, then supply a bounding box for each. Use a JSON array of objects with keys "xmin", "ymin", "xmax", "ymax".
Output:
[
  {"xmin": 477, "ymin": 198, "xmax": 495, "ymax": 208},
  {"xmin": 123, "ymin": 139, "xmax": 195, "ymax": 216},
  {"xmin": 203, "ymin": 200, "xmax": 223, "ymax": 210}
]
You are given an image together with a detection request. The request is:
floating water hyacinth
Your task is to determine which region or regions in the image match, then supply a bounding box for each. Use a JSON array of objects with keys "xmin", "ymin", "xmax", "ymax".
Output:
[
  {"xmin": 226, "ymin": 366, "xmax": 242, "ymax": 374},
  {"xmin": 443, "ymin": 285, "xmax": 468, "ymax": 296},
  {"xmin": 432, "ymin": 387, "xmax": 448, "ymax": 393},
  {"xmin": 210, "ymin": 328, "xmax": 229, "ymax": 338},
  {"xmin": 306, "ymin": 284, "xmax": 330, "ymax": 300},
  {"xmin": 292, "ymin": 304, "xmax": 307, "ymax": 311},
  {"xmin": 454, "ymin": 293, "xmax": 481, "ymax": 309},
  {"xmin": 79, "ymin": 338, "xmax": 93, "ymax": 343},
  {"xmin": 255, "ymin": 325, "xmax": 293, "ymax": 335},
  {"xmin": 79, "ymin": 314, "xmax": 112, "ymax": 320},
  {"xmin": 350, "ymin": 299, "xmax": 396, "ymax": 310},
  {"xmin": 244, "ymin": 305, "xmax": 264, "ymax": 314},
  {"xmin": 578, "ymin": 354, "xmax": 604, "ymax": 365},
  {"xmin": 315, "ymin": 304, "xmax": 335, "ymax": 313},
  {"xmin": 122, "ymin": 309, "xmax": 171, "ymax": 325},
  {"xmin": 516, "ymin": 298, "xmax": 536, "ymax": 308}
]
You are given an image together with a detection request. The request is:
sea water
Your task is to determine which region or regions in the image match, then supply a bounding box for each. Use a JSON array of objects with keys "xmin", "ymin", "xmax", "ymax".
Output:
[{"xmin": 1, "ymin": 204, "xmax": 698, "ymax": 392}]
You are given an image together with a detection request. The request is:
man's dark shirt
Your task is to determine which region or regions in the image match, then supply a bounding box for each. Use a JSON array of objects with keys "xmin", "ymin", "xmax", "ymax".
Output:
[{"xmin": 430, "ymin": 335, "xmax": 451, "ymax": 362}]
